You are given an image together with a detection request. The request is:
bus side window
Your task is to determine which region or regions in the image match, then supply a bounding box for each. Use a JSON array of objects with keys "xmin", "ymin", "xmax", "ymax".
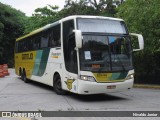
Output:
[
  {"xmin": 24, "ymin": 38, "xmax": 28, "ymax": 51},
  {"xmin": 21, "ymin": 40, "xmax": 24, "ymax": 52},
  {"xmin": 33, "ymin": 35, "xmax": 40, "ymax": 50},
  {"xmin": 19, "ymin": 41, "xmax": 21, "ymax": 52},
  {"xmin": 28, "ymin": 38, "xmax": 34, "ymax": 51},
  {"xmin": 49, "ymin": 24, "xmax": 61, "ymax": 47},
  {"xmin": 16, "ymin": 42, "xmax": 18, "ymax": 53},
  {"xmin": 41, "ymin": 31, "xmax": 49, "ymax": 48},
  {"xmin": 49, "ymin": 30, "xmax": 55, "ymax": 47}
]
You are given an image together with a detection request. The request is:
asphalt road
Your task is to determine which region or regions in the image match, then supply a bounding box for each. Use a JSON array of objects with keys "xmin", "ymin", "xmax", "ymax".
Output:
[{"xmin": 0, "ymin": 69, "xmax": 160, "ymax": 120}]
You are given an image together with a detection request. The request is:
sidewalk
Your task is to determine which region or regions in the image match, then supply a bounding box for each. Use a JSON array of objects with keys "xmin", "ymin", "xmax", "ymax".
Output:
[{"xmin": 134, "ymin": 84, "xmax": 160, "ymax": 89}]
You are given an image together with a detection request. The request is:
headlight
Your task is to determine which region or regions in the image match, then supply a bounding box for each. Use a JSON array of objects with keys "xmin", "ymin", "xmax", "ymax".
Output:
[
  {"xmin": 80, "ymin": 75, "xmax": 96, "ymax": 82},
  {"xmin": 126, "ymin": 74, "xmax": 134, "ymax": 80}
]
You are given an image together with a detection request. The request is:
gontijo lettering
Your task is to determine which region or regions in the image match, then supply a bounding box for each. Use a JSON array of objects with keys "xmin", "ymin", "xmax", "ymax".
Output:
[{"xmin": 22, "ymin": 53, "xmax": 33, "ymax": 60}]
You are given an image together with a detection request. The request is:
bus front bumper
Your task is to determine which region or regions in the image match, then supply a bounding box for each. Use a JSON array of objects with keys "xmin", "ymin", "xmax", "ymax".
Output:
[{"xmin": 77, "ymin": 79, "xmax": 134, "ymax": 95}]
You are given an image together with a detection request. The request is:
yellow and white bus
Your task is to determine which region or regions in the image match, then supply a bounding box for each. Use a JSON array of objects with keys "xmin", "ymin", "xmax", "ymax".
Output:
[{"xmin": 15, "ymin": 15, "xmax": 144, "ymax": 95}]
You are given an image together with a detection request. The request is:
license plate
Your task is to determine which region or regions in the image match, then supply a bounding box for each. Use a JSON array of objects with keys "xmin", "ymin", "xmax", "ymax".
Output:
[{"xmin": 107, "ymin": 85, "xmax": 116, "ymax": 89}]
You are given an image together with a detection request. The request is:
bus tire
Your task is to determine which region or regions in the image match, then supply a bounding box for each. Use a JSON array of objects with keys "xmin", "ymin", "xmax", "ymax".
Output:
[
  {"xmin": 22, "ymin": 69, "xmax": 29, "ymax": 83},
  {"xmin": 21, "ymin": 69, "xmax": 25, "ymax": 80},
  {"xmin": 54, "ymin": 75, "xmax": 66, "ymax": 95},
  {"xmin": 19, "ymin": 68, "xmax": 22, "ymax": 77}
]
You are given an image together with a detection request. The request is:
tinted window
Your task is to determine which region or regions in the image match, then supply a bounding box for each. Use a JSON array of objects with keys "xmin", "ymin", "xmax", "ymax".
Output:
[
  {"xmin": 63, "ymin": 20, "xmax": 78, "ymax": 74},
  {"xmin": 15, "ymin": 24, "xmax": 61, "ymax": 53},
  {"xmin": 49, "ymin": 24, "xmax": 61, "ymax": 47},
  {"xmin": 41, "ymin": 31, "xmax": 49, "ymax": 48},
  {"xmin": 33, "ymin": 35, "xmax": 40, "ymax": 50}
]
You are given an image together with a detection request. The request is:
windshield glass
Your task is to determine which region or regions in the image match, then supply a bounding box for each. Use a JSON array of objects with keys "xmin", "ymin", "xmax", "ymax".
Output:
[
  {"xmin": 77, "ymin": 18, "xmax": 127, "ymax": 34},
  {"xmin": 79, "ymin": 35, "xmax": 133, "ymax": 72}
]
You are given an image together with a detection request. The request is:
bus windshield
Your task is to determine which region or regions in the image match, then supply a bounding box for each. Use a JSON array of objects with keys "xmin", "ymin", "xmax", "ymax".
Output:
[
  {"xmin": 79, "ymin": 35, "xmax": 133, "ymax": 72},
  {"xmin": 77, "ymin": 18, "xmax": 127, "ymax": 34}
]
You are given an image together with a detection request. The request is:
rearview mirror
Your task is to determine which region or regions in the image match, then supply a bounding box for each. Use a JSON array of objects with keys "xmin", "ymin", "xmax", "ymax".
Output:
[
  {"xmin": 73, "ymin": 30, "xmax": 82, "ymax": 48},
  {"xmin": 130, "ymin": 33, "xmax": 144, "ymax": 51}
]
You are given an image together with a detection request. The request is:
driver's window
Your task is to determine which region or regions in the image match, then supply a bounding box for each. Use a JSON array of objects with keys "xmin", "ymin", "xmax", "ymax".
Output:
[{"xmin": 63, "ymin": 20, "xmax": 78, "ymax": 74}]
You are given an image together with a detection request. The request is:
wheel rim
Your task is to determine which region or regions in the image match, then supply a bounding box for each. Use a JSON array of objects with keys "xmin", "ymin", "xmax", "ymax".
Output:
[{"xmin": 56, "ymin": 79, "xmax": 62, "ymax": 91}]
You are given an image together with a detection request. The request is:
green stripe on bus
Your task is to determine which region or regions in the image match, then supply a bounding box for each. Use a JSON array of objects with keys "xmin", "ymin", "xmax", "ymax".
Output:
[
  {"xmin": 32, "ymin": 50, "xmax": 43, "ymax": 75},
  {"xmin": 33, "ymin": 48, "xmax": 50, "ymax": 77},
  {"xmin": 109, "ymin": 72, "xmax": 128, "ymax": 80},
  {"xmin": 37, "ymin": 48, "xmax": 50, "ymax": 76}
]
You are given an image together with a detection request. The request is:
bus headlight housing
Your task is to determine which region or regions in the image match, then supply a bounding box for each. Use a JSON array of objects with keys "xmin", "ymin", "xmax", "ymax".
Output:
[{"xmin": 80, "ymin": 75, "xmax": 96, "ymax": 82}]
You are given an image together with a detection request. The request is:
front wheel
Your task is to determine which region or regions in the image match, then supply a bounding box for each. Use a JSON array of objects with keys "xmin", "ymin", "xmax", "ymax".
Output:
[{"xmin": 54, "ymin": 75, "xmax": 66, "ymax": 95}]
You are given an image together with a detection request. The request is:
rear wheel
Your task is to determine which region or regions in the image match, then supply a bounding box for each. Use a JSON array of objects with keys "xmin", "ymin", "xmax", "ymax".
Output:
[
  {"xmin": 54, "ymin": 75, "xmax": 66, "ymax": 95},
  {"xmin": 19, "ymin": 68, "xmax": 22, "ymax": 77},
  {"xmin": 21, "ymin": 70, "xmax": 24, "ymax": 80},
  {"xmin": 22, "ymin": 69, "xmax": 29, "ymax": 83}
]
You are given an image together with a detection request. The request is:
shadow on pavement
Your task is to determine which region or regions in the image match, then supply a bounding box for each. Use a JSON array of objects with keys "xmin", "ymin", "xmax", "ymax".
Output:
[{"xmin": 67, "ymin": 93, "xmax": 127, "ymax": 102}]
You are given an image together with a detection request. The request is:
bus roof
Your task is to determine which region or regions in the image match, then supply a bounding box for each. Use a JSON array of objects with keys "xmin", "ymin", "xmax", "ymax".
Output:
[
  {"xmin": 61, "ymin": 15, "xmax": 124, "ymax": 22},
  {"xmin": 16, "ymin": 15, "xmax": 124, "ymax": 41}
]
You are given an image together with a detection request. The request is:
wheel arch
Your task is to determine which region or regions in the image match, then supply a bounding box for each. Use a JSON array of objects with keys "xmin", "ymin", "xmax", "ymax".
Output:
[
  {"xmin": 53, "ymin": 71, "xmax": 61, "ymax": 84},
  {"xmin": 53, "ymin": 71, "xmax": 66, "ymax": 95}
]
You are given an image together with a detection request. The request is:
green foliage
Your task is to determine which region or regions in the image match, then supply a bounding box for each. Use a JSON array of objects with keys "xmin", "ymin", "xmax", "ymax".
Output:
[
  {"xmin": 0, "ymin": 2, "xmax": 27, "ymax": 66},
  {"xmin": 25, "ymin": 0, "xmax": 117, "ymax": 34},
  {"xmin": 116, "ymin": 0, "xmax": 160, "ymax": 83},
  {"xmin": 62, "ymin": 0, "xmax": 117, "ymax": 16},
  {"xmin": 24, "ymin": 5, "xmax": 60, "ymax": 33}
]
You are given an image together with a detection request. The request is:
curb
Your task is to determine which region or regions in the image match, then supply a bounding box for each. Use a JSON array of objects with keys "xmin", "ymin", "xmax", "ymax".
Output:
[{"xmin": 133, "ymin": 84, "xmax": 160, "ymax": 89}]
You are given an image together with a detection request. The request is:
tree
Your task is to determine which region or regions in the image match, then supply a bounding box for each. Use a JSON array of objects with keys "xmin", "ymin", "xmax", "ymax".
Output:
[
  {"xmin": 24, "ymin": 5, "xmax": 60, "ymax": 33},
  {"xmin": 0, "ymin": 2, "xmax": 27, "ymax": 66},
  {"xmin": 25, "ymin": 0, "xmax": 118, "ymax": 34},
  {"xmin": 62, "ymin": 0, "xmax": 117, "ymax": 17},
  {"xmin": 116, "ymin": 0, "xmax": 160, "ymax": 84}
]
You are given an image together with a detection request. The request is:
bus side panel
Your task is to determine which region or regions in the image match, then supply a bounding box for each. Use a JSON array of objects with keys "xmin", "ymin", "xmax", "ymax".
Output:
[
  {"xmin": 15, "ymin": 51, "xmax": 37, "ymax": 78},
  {"xmin": 32, "ymin": 48, "xmax": 50, "ymax": 77},
  {"xmin": 30, "ymin": 48, "xmax": 63, "ymax": 86}
]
